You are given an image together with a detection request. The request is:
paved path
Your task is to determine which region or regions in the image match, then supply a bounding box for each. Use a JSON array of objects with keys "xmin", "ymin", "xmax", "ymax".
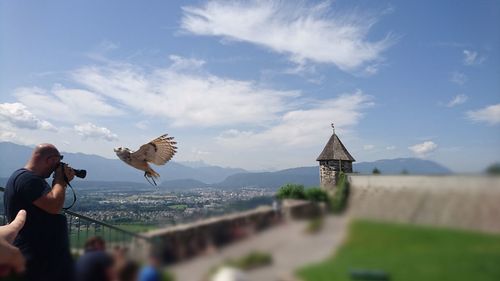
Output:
[{"xmin": 169, "ymin": 215, "xmax": 348, "ymax": 281}]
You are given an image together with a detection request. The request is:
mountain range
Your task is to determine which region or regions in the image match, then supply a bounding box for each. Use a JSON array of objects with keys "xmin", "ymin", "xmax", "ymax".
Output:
[{"xmin": 0, "ymin": 142, "xmax": 452, "ymax": 189}]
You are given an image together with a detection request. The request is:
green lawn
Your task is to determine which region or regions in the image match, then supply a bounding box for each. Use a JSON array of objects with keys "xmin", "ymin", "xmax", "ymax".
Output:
[
  {"xmin": 168, "ymin": 204, "xmax": 188, "ymax": 211},
  {"xmin": 68, "ymin": 223, "xmax": 157, "ymax": 248},
  {"xmin": 297, "ymin": 220, "xmax": 500, "ymax": 281}
]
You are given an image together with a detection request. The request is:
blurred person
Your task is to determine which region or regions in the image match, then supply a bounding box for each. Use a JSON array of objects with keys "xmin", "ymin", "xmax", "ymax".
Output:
[
  {"xmin": 3, "ymin": 144, "xmax": 76, "ymax": 281},
  {"xmin": 112, "ymin": 245, "xmax": 129, "ymax": 261},
  {"xmin": 75, "ymin": 236, "xmax": 115, "ymax": 281},
  {"xmin": 0, "ymin": 210, "xmax": 26, "ymax": 277},
  {"xmin": 115, "ymin": 259, "xmax": 139, "ymax": 281},
  {"xmin": 138, "ymin": 252, "xmax": 162, "ymax": 281}
]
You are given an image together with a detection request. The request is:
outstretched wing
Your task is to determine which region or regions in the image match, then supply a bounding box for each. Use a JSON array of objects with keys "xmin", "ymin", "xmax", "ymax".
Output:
[{"xmin": 130, "ymin": 134, "xmax": 177, "ymax": 165}]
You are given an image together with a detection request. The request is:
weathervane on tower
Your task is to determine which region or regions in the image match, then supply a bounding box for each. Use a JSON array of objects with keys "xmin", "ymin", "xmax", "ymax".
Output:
[{"xmin": 331, "ymin": 123, "xmax": 335, "ymax": 134}]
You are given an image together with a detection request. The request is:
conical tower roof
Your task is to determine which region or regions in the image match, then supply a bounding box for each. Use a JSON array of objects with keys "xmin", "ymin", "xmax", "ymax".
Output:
[{"xmin": 316, "ymin": 133, "xmax": 355, "ymax": 162}]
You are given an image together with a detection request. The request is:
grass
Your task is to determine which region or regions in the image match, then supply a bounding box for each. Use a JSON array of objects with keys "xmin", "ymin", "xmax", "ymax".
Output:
[
  {"xmin": 68, "ymin": 223, "xmax": 157, "ymax": 248},
  {"xmin": 297, "ymin": 220, "xmax": 500, "ymax": 281},
  {"xmin": 207, "ymin": 251, "xmax": 273, "ymax": 278},
  {"xmin": 168, "ymin": 204, "xmax": 188, "ymax": 211},
  {"xmin": 116, "ymin": 223, "xmax": 158, "ymax": 232},
  {"xmin": 305, "ymin": 217, "xmax": 324, "ymax": 234}
]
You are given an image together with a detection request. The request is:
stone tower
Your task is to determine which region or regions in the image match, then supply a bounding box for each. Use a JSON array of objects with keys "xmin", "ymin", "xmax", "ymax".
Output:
[{"xmin": 316, "ymin": 124, "xmax": 355, "ymax": 192}]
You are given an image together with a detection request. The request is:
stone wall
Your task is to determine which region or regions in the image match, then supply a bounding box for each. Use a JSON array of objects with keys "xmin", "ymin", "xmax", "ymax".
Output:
[
  {"xmin": 131, "ymin": 200, "xmax": 322, "ymax": 264},
  {"xmin": 347, "ymin": 175, "xmax": 500, "ymax": 233},
  {"xmin": 319, "ymin": 164, "xmax": 336, "ymax": 192},
  {"xmin": 319, "ymin": 161, "xmax": 353, "ymax": 192}
]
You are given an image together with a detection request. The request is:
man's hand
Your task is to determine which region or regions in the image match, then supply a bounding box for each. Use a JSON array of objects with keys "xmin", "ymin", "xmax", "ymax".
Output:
[
  {"xmin": 53, "ymin": 164, "xmax": 75, "ymax": 186},
  {"xmin": 0, "ymin": 210, "xmax": 27, "ymax": 276},
  {"xmin": 63, "ymin": 164, "xmax": 75, "ymax": 182}
]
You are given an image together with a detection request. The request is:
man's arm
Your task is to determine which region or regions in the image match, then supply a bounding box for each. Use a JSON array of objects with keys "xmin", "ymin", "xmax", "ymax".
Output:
[{"xmin": 33, "ymin": 165, "xmax": 75, "ymax": 214}]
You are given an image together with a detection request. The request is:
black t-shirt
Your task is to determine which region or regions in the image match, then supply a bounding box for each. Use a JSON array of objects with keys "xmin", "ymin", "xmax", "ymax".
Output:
[
  {"xmin": 75, "ymin": 251, "xmax": 114, "ymax": 281},
  {"xmin": 3, "ymin": 168, "xmax": 74, "ymax": 281}
]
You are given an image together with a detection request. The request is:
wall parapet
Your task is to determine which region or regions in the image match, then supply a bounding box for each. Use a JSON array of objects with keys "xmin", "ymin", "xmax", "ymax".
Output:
[
  {"xmin": 346, "ymin": 175, "xmax": 500, "ymax": 233},
  {"xmin": 131, "ymin": 199, "xmax": 325, "ymax": 265}
]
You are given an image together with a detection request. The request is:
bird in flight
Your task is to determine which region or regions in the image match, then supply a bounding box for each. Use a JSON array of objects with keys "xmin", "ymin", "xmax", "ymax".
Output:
[{"xmin": 114, "ymin": 134, "xmax": 177, "ymax": 186}]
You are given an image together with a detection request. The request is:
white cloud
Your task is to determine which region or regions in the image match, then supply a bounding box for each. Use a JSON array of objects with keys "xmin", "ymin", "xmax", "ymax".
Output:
[
  {"xmin": 168, "ymin": 55, "xmax": 206, "ymax": 70},
  {"xmin": 0, "ymin": 102, "xmax": 56, "ymax": 131},
  {"xmin": 363, "ymin": 144, "xmax": 375, "ymax": 150},
  {"xmin": 0, "ymin": 131, "xmax": 17, "ymax": 142},
  {"xmin": 463, "ymin": 50, "xmax": 485, "ymax": 65},
  {"xmin": 72, "ymin": 57, "xmax": 299, "ymax": 127},
  {"xmin": 181, "ymin": 1, "xmax": 395, "ymax": 72},
  {"xmin": 190, "ymin": 147, "xmax": 211, "ymax": 160},
  {"xmin": 408, "ymin": 141, "xmax": 437, "ymax": 157},
  {"xmin": 386, "ymin": 145, "xmax": 396, "ymax": 150},
  {"xmin": 451, "ymin": 72, "xmax": 467, "ymax": 85},
  {"xmin": 98, "ymin": 40, "xmax": 119, "ymax": 52},
  {"xmin": 14, "ymin": 85, "xmax": 123, "ymax": 123},
  {"xmin": 74, "ymin": 122, "xmax": 118, "ymax": 141},
  {"xmin": 216, "ymin": 91, "xmax": 373, "ymax": 148},
  {"xmin": 364, "ymin": 64, "xmax": 379, "ymax": 75},
  {"xmin": 466, "ymin": 104, "xmax": 500, "ymax": 125},
  {"xmin": 446, "ymin": 94, "xmax": 468, "ymax": 107},
  {"xmin": 134, "ymin": 120, "xmax": 149, "ymax": 130}
]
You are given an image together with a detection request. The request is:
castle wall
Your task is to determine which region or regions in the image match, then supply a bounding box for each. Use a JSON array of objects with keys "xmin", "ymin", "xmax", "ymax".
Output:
[
  {"xmin": 319, "ymin": 161, "xmax": 353, "ymax": 192},
  {"xmin": 347, "ymin": 175, "xmax": 500, "ymax": 233}
]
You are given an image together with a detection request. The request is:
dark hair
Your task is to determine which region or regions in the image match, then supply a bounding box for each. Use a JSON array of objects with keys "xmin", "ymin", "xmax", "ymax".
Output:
[{"xmin": 84, "ymin": 236, "xmax": 105, "ymax": 252}]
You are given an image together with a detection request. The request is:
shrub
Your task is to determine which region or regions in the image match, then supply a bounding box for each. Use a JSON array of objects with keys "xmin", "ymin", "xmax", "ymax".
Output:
[
  {"xmin": 277, "ymin": 185, "xmax": 329, "ymax": 203},
  {"xmin": 330, "ymin": 172, "xmax": 350, "ymax": 214},
  {"xmin": 372, "ymin": 167, "xmax": 381, "ymax": 174},
  {"xmin": 227, "ymin": 251, "xmax": 273, "ymax": 270},
  {"xmin": 161, "ymin": 270, "xmax": 175, "ymax": 281},
  {"xmin": 276, "ymin": 184, "xmax": 306, "ymax": 200},
  {"xmin": 208, "ymin": 251, "xmax": 273, "ymax": 277},
  {"xmin": 304, "ymin": 188, "xmax": 329, "ymax": 203}
]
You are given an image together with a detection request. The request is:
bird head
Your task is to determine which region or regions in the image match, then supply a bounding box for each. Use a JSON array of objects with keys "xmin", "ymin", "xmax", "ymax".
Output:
[{"xmin": 114, "ymin": 147, "xmax": 128, "ymax": 155}]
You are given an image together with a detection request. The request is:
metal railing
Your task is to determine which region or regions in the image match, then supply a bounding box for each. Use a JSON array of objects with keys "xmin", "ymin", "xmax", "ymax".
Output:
[{"xmin": 1, "ymin": 187, "xmax": 151, "ymax": 251}]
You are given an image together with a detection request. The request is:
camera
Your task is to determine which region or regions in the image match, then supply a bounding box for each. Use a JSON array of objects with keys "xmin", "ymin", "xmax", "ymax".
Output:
[{"xmin": 60, "ymin": 162, "xmax": 87, "ymax": 179}]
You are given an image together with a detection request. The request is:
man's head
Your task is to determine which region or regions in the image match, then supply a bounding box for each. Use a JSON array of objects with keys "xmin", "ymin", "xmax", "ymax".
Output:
[
  {"xmin": 84, "ymin": 236, "xmax": 106, "ymax": 252},
  {"xmin": 28, "ymin": 144, "xmax": 63, "ymax": 178}
]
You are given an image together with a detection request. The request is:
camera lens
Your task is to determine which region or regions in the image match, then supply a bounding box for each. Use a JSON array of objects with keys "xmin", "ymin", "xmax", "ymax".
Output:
[{"xmin": 73, "ymin": 169, "xmax": 87, "ymax": 179}]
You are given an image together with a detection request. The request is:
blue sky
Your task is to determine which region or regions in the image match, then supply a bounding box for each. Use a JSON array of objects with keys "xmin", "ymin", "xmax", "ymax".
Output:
[{"xmin": 1, "ymin": 0, "xmax": 499, "ymax": 172}]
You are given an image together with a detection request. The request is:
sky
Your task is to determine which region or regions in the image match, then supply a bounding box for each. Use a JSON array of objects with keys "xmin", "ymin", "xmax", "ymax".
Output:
[{"xmin": 0, "ymin": 0, "xmax": 499, "ymax": 172}]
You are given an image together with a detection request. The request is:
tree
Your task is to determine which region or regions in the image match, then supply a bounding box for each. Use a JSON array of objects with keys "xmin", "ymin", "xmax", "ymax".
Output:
[
  {"xmin": 372, "ymin": 167, "xmax": 381, "ymax": 174},
  {"xmin": 486, "ymin": 163, "xmax": 500, "ymax": 175},
  {"xmin": 276, "ymin": 184, "xmax": 306, "ymax": 200}
]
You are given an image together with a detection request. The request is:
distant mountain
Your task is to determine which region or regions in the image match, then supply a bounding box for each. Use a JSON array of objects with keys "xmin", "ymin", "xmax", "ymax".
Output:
[
  {"xmin": 177, "ymin": 160, "xmax": 212, "ymax": 168},
  {"xmin": 353, "ymin": 158, "xmax": 452, "ymax": 174},
  {"xmin": 216, "ymin": 158, "xmax": 452, "ymax": 189},
  {"xmin": 0, "ymin": 142, "xmax": 246, "ymax": 184},
  {"xmin": 0, "ymin": 142, "xmax": 453, "ymax": 190},
  {"xmin": 218, "ymin": 166, "xmax": 319, "ymax": 190}
]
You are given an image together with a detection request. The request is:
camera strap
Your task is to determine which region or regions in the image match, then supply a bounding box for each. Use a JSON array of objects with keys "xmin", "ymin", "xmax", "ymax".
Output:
[{"xmin": 62, "ymin": 174, "xmax": 77, "ymax": 210}]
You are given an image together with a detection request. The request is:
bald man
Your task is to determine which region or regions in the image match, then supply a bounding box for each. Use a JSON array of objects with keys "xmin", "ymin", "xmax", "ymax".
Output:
[{"xmin": 3, "ymin": 144, "xmax": 76, "ymax": 281}]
